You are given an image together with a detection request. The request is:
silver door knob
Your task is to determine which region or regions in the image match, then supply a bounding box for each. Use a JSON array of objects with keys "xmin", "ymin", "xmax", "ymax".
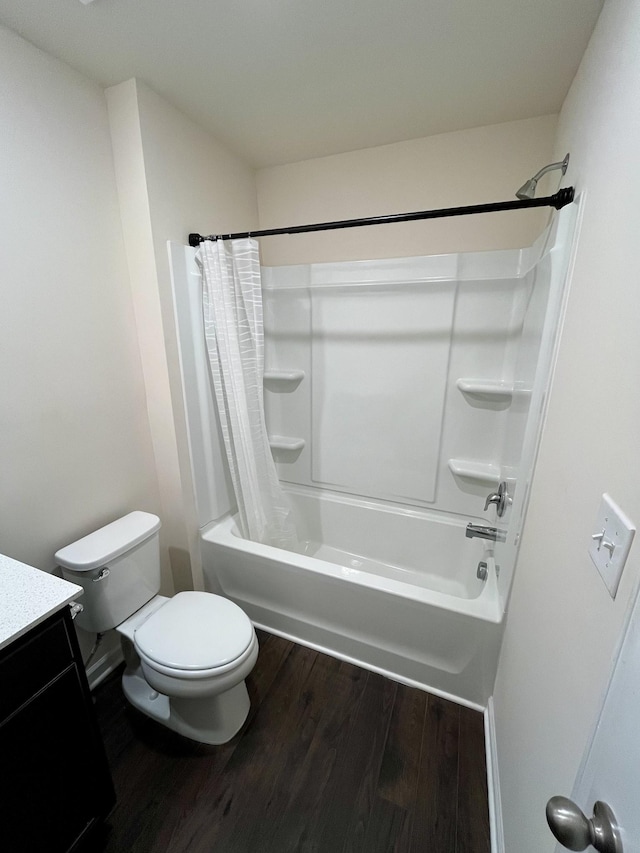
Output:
[{"xmin": 546, "ymin": 796, "xmax": 623, "ymax": 853}]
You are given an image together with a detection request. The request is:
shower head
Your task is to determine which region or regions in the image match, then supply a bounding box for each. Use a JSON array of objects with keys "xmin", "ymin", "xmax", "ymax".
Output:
[
  {"xmin": 516, "ymin": 153, "xmax": 570, "ymax": 200},
  {"xmin": 516, "ymin": 177, "xmax": 538, "ymax": 200}
]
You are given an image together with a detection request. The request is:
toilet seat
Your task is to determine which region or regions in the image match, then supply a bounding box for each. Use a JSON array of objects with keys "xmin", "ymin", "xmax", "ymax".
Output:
[
  {"xmin": 137, "ymin": 633, "xmax": 258, "ymax": 681},
  {"xmin": 134, "ymin": 591, "xmax": 255, "ymax": 677}
]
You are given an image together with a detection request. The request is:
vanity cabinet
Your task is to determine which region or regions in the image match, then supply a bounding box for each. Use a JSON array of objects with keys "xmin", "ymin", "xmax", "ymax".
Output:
[{"xmin": 1, "ymin": 606, "xmax": 115, "ymax": 852}]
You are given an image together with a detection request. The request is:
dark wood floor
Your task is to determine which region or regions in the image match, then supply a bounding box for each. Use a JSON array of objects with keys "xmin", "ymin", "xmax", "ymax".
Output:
[{"xmin": 89, "ymin": 631, "xmax": 490, "ymax": 852}]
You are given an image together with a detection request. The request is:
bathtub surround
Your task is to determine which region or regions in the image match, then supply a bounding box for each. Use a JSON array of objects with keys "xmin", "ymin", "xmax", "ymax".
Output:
[{"xmin": 170, "ymin": 204, "xmax": 577, "ymax": 707}]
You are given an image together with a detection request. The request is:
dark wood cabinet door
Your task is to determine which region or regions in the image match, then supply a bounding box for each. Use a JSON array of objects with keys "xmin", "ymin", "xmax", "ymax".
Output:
[{"xmin": 1, "ymin": 611, "xmax": 115, "ymax": 853}]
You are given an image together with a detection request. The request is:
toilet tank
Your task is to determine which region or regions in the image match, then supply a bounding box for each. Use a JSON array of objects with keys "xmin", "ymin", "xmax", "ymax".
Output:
[{"xmin": 55, "ymin": 511, "xmax": 162, "ymax": 633}]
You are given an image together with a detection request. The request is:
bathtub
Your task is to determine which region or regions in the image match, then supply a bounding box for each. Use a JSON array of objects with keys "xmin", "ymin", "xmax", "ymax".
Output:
[{"xmin": 200, "ymin": 487, "xmax": 503, "ymax": 708}]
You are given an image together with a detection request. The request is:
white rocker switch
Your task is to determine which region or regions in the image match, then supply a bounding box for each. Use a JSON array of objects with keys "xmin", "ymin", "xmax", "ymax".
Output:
[{"xmin": 589, "ymin": 493, "xmax": 635, "ymax": 598}]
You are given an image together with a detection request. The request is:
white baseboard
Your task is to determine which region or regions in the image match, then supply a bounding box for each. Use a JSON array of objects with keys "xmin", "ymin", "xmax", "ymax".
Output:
[
  {"xmin": 87, "ymin": 644, "xmax": 124, "ymax": 691},
  {"xmin": 485, "ymin": 697, "xmax": 505, "ymax": 853}
]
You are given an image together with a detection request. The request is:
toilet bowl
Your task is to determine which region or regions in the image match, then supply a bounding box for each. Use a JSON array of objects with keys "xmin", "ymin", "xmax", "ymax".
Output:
[
  {"xmin": 117, "ymin": 591, "xmax": 259, "ymax": 743},
  {"xmin": 55, "ymin": 511, "xmax": 258, "ymax": 745}
]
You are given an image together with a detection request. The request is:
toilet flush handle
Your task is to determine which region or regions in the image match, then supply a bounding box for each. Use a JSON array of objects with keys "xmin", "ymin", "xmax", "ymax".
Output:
[{"xmin": 92, "ymin": 567, "xmax": 110, "ymax": 583}]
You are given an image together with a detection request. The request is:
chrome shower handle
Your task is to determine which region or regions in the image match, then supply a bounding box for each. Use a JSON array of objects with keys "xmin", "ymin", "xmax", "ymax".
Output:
[{"xmin": 484, "ymin": 481, "xmax": 510, "ymax": 517}]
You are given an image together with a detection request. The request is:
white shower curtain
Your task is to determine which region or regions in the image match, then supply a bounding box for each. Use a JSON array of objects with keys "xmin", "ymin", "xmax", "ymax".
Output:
[{"xmin": 197, "ymin": 238, "xmax": 297, "ymax": 549}]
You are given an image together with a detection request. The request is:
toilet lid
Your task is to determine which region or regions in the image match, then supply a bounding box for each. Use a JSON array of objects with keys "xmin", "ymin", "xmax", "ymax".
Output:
[{"xmin": 134, "ymin": 591, "xmax": 254, "ymax": 672}]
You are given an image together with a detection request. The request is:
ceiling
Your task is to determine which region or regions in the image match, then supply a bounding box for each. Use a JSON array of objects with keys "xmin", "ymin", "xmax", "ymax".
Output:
[{"xmin": 0, "ymin": 0, "xmax": 603, "ymax": 168}]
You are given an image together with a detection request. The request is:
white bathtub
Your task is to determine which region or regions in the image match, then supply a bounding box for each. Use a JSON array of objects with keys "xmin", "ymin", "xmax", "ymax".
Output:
[{"xmin": 201, "ymin": 488, "xmax": 503, "ymax": 708}]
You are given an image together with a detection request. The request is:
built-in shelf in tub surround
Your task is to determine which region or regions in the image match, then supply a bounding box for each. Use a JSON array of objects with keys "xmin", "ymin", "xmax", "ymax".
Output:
[
  {"xmin": 0, "ymin": 555, "xmax": 82, "ymax": 652},
  {"xmin": 268, "ymin": 435, "xmax": 306, "ymax": 452},
  {"xmin": 456, "ymin": 378, "xmax": 514, "ymax": 401},
  {"xmin": 448, "ymin": 458, "xmax": 500, "ymax": 485},
  {"xmin": 263, "ymin": 369, "xmax": 305, "ymax": 391},
  {"xmin": 456, "ymin": 378, "xmax": 533, "ymax": 402}
]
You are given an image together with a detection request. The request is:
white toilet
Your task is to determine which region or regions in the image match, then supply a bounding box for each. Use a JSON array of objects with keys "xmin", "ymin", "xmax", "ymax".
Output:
[{"xmin": 55, "ymin": 511, "xmax": 258, "ymax": 745}]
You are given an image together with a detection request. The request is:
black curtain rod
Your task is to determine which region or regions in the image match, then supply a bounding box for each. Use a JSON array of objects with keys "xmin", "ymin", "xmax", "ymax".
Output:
[{"xmin": 188, "ymin": 187, "xmax": 574, "ymax": 246}]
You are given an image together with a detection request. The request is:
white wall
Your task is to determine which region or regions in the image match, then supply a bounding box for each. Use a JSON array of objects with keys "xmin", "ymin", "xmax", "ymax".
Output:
[
  {"xmin": 107, "ymin": 79, "xmax": 259, "ymax": 589},
  {"xmin": 256, "ymin": 115, "xmax": 558, "ymax": 266},
  {"xmin": 493, "ymin": 1, "xmax": 640, "ymax": 849},
  {"xmin": 0, "ymin": 26, "xmax": 160, "ymax": 574}
]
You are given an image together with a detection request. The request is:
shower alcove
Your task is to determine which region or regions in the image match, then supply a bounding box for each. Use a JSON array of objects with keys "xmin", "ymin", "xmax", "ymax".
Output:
[{"xmin": 168, "ymin": 204, "xmax": 577, "ymax": 708}]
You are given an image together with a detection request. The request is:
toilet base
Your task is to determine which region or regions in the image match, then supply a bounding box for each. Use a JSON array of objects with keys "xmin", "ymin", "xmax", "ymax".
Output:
[{"xmin": 122, "ymin": 665, "xmax": 251, "ymax": 745}]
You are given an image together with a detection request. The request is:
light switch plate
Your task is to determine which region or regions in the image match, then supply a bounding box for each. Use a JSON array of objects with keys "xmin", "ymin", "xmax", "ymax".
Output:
[{"xmin": 589, "ymin": 493, "xmax": 635, "ymax": 598}]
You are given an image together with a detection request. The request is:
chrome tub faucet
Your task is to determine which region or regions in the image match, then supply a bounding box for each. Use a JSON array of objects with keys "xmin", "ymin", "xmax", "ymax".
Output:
[{"xmin": 465, "ymin": 523, "xmax": 506, "ymax": 543}]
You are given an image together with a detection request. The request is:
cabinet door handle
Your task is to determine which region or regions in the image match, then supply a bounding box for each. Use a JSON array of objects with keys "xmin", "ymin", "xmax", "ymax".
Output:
[{"xmin": 69, "ymin": 601, "xmax": 84, "ymax": 620}]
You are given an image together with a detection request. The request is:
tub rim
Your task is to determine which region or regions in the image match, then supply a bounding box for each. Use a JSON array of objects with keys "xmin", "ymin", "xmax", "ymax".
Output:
[{"xmin": 201, "ymin": 513, "xmax": 504, "ymax": 625}]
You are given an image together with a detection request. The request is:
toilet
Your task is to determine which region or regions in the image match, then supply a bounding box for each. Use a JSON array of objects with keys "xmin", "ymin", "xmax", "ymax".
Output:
[{"xmin": 55, "ymin": 511, "xmax": 258, "ymax": 745}]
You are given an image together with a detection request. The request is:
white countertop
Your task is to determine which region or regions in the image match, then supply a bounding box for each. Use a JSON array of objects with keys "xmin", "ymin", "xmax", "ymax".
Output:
[{"xmin": 0, "ymin": 554, "xmax": 83, "ymax": 652}]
